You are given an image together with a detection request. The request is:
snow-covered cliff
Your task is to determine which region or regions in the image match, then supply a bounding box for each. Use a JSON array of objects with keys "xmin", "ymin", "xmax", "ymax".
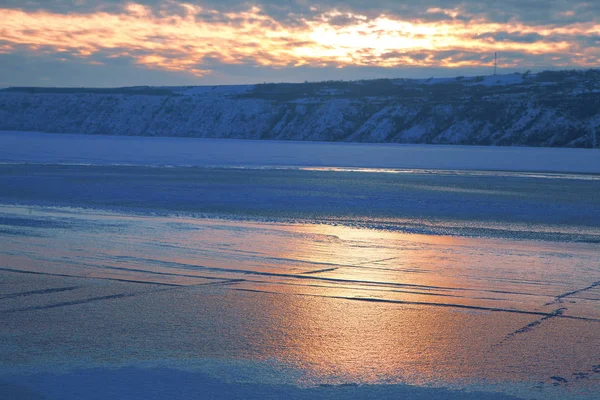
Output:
[{"xmin": 1, "ymin": 69, "xmax": 599, "ymax": 147}]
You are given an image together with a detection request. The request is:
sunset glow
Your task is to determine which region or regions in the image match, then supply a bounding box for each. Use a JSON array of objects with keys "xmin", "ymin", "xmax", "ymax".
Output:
[{"xmin": 1, "ymin": 2, "xmax": 599, "ymax": 81}]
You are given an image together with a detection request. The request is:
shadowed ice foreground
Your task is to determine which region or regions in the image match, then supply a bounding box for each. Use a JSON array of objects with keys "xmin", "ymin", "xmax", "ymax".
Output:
[{"xmin": 0, "ymin": 134, "xmax": 599, "ymax": 399}]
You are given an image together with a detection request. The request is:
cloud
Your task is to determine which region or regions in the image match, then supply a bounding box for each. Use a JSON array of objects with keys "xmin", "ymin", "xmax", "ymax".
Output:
[
  {"xmin": 0, "ymin": 1, "xmax": 598, "ymax": 84},
  {"xmin": 2, "ymin": 1, "xmax": 599, "ymax": 24}
]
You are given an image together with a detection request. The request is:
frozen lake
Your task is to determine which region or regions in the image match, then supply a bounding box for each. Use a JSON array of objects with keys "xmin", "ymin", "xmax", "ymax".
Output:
[
  {"xmin": 0, "ymin": 132, "xmax": 599, "ymax": 399},
  {"xmin": 1, "ymin": 130, "xmax": 600, "ymax": 173}
]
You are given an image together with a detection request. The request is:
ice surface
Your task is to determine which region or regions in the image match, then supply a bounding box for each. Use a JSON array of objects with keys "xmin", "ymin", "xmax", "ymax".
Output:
[
  {"xmin": 0, "ymin": 133, "xmax": 599, "ymax": 399},
  {"xmin": 1, "ymin": 164, "xmax": 599, "ymax": 241},
  {"xmin": 1, "ymin": 131, "xmax": 600, "ymax": 173},
  {"xmin": 0, "ymin": 206, "xmax": 599, "ymax": 399},
  {"xmin": 0, "ymin": 367, "xmax": 527, "ymax": 400}
]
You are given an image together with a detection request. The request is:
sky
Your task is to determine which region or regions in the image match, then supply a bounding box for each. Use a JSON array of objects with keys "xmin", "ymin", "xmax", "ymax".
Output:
[{"xmin": 0, "ymin": 0, "xmax": 599, "ymax": 87}]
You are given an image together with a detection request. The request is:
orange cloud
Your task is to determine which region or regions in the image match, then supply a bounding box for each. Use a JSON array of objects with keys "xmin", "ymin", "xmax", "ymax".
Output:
[{"xmin": 0, "ymin": 3, "xmax": 598, "ymax": 76}]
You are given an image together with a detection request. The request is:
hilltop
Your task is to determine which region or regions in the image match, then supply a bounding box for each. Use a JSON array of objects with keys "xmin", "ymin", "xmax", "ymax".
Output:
[{"xmin": 1, "ymin": 69, "xmax": 599, "ymax": 147}]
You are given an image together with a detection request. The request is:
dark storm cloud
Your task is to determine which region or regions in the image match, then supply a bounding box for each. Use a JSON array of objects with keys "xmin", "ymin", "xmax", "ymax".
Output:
[
  {"xmin": 1, "ymin": 1, "xmax": 597, "ymax": 33},
  {"xmin": 474, "ymin": 32, "xmax": 547, "ymax": 44},
  {"xmin": 1, "ymin": 1, "xmax": 596, "ymax": 24}
]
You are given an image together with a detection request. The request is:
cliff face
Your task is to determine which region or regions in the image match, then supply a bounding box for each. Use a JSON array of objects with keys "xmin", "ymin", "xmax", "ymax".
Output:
[{"xmin": 1, "ymin": 69, "xmax": 599, "ymax": 147}]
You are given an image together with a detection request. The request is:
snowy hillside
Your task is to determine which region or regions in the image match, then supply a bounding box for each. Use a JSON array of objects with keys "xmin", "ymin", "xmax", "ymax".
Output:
[{"xmin": 1, "ymin": 69, "xmax": 599, "ymax": 147}]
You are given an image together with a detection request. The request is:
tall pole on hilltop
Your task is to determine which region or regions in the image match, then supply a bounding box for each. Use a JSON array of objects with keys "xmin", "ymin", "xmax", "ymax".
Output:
[{"xmin": 494, "ymin": 53, "xmax": 497, "ymax": 76}]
